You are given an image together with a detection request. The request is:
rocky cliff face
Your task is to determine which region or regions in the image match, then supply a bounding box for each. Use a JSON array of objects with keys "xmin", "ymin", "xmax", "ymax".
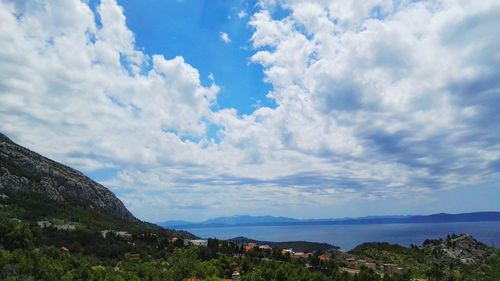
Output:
[
  {"xmin": 426, "ymin": 234, "xmax": 488, "ymax": 265},
  {"xmin": 442, "ymin": 235, "xmax": 488, "ymax": 265},
  {"xmin": 0, "ymin": 133, "xmax": 135, "ymax": 221}
]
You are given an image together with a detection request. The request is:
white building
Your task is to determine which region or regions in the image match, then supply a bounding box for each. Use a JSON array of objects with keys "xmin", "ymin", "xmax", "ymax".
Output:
[
  {"xmin": 101, "ymin": 230, "xmax": 132, "ymax": 239},
  {"xmin": 54, "ymin": 224, "xmax": 77, "ymax": 231},
  {"xmin": 37, "ymin": 220, "xmax": 52, "ymax": 228},
  {"xmin": 232, "ymin": 271, "xmax": 241, "ymax": 281},
  {"xmin": 184, "ymin": 239, "xmax": 208, "ymax": 247}
]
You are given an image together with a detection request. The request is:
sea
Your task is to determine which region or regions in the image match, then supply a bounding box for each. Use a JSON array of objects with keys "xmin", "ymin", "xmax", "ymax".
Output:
[{"xmin": 179, "ymin": 221, "xmax": 500, "ymax": 251}]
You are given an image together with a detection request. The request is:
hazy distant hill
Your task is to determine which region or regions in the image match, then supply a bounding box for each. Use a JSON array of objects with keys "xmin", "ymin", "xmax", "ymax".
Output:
[
  {"xmin": 203, "ymin": 215, "xmax": 299, "ymax": 225},
  {"xmin": 158, "ymin": 215, "xmax": 298, "ymax": 227},
  {"xmin": 159, "ymin": 212, "xmax": 500, "ymax": 228}
]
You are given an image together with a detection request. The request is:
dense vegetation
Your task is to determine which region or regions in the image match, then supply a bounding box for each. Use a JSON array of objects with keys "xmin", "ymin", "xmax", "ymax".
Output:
[
  {"xmin": 350, "ymin": 239, "xmax": 500, "ymax": 281},
  {"xmin": 0, "ymin": 211, "xmax": 408, "ymax": 281}
]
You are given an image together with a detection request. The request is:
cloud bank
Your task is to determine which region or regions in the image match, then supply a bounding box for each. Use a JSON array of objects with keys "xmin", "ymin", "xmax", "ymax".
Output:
[{"xmin": 0, "ymin": 0, "xmax": 499, "ymax": 221}]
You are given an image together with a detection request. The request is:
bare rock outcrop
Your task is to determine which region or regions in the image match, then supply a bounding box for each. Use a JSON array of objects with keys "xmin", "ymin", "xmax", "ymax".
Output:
[
  {"xmin": 0, "ymin": 133, "xmax": 135, "ymax": 221},
  {"xmin": 425, "ymin": 234, "xmax": 488, "ymax": 265}
]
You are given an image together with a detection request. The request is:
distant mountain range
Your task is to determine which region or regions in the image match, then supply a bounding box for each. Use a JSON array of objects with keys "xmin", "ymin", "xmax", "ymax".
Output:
[{"xmin": 157, "ymin": 212, "xmax": 500, "ymax": 229}]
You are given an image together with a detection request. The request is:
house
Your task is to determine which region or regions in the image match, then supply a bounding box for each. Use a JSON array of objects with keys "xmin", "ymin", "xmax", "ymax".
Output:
[
  {"xmin": 258, "ymin": 244, "xmax": 271, "ymax": 250},
  {"xmin": 364, "ymin": 262, "xmax": 376, "ymax": 270},
  {"xmin": 292, "ymin": 252, "xmax": 312, "ymax": 259},
  {"xmin": 60, "ymin": 246, "xmax": 70, "ymax": 253},
  {"xmin": 37, "ymin": 220, "xmax": 52, "ymax": 228},
  {"xmin": 245, "ymin": 243, "xmax": 256, "ymax": 252},
  {"xmin": 184, "ymin": 239, "xmax": 208, "ymax": 247},
  {"xmin": 282, "ymin": 248, "xmax": 293, "ymax": 255},
  {"xmin": 101, "ymin": 230, "xmax": 111, "ymax": 238},
  {"xmin": 170, "ymin": 236, "xmax": 179, "ymax": 243},
  {"xmin": 351, "ymin": 259, "xmax": 365, "ymax": 269},
  {"xmin": 345, "ymin": 257, "xmax": 356, "ymax": 268},
  {"xmin": 101, "ymin": 230, "xmax": 132, "ymax": 239},
  {"xmin": 232, "ymin": 271, "xmax": 241, "ymax": 281},
  {"xmin": 54, "ymin": 223, "xmax": 77, "ymax": 231},
  {"xmin": 319, "ymin": 254, "xmax": 331, "ymax": 262},
  {"xmin": 0, "ymin": 194, "xmax": 9, "ymax": 199},
  {"xmin": 384, "ymin": 263, "xmax": 401, "ymax": 275},
  {"xmin": 116, "ymin": 231, "xmax": 132, "ymax": 238}
]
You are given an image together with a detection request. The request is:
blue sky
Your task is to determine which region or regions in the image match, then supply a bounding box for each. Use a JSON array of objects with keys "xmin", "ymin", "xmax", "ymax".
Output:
[
  {"xmin": 0, "ymin": 0, "xmax": 499, "ymax": 222},
  {"xmin": 115, "ymin": 0, "xmax": 274, "ymax": 115}
]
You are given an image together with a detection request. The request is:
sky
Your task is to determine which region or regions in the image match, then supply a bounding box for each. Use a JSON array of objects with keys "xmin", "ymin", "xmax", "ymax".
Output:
[{"xmin": 0, "ymin": 0, "xmax": 499, "ymax": 222}]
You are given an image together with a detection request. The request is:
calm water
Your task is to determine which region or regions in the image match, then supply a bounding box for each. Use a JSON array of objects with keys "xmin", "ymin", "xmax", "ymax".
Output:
[{"xmin": 180, "ymin": 221, "xmax": 500, "ymax": 250}]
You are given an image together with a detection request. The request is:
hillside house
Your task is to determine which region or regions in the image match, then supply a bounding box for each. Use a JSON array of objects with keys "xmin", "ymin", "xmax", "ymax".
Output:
[
  {"xmin": 37, "ymin": 220, "xmax": 52, "ymax": 228},
  {"xmin": 232, "ymin": 271, "xmax": 241, "ymax": 281},
  {"xmin": 101, "ymin": 230, "xmax": 132, "ymax": 239},
  {"xmin": 384, "ymin": 263, "xmax": 401, "ymax": 275},
  {"xmin": 184, "ymin": 239, "xmax": 208, "ymax": 247},
  {"xmin": 292, "ymin": 252, "xmax": 313, "ymax": 259},
  {"xmin": 54, "ymin": 223, "xmax": 77, "ymax": 231},
  {"xmin": 319, "ymin": 254, "xmax": 331, "ymax": 262},
  {"xmin": 353, "ymin": 259, "xmax": 366, "ymax": 269},
  {"xmin": 245, "ymin": 243, "xmax": 256, "ymax": 252},
  {"xmin": 364, "ymin": 262, "xmax": 376, "ymax": 270}
]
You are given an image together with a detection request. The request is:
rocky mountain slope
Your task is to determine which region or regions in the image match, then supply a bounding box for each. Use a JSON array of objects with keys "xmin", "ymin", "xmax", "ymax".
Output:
[
  {"xmin": 425, "ymin": 234, "xmax": 488, "ymax": 265},
  {"xmin": 0, "ymin": 133, "xmax": 134, "ymax": 220}
]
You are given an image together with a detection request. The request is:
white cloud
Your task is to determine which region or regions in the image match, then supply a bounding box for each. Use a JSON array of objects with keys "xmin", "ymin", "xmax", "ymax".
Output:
[
  {"xmin": 245, "ymin": 0, "xmax": 500, "ymax": 190},
  {"xmin": 238, "ymin": 10, "xmax": 248, "ymax": 18},
  {"xmin": 1, "ymin": 0, "xmax": 499, "ymax": 221},
  {"xmin": 219, "ymin": 32, "xmax": 231, "ymax": 44},
  {"xmin": 0, "ymin": 0, "xmax": 219, "ymax": 170}
]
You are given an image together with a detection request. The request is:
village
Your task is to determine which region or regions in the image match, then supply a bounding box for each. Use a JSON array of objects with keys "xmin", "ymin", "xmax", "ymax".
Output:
[
  {"xmin": 32, "ymin": 217, "xmax": 423, "ymax": 281},
  {"xmin": 181, "ymin": 238, "xmax": 407, "ymax": 280}
]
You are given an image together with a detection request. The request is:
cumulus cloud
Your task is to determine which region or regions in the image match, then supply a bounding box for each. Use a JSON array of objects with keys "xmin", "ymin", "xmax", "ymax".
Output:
[
  {"xmin": 219, "ymin": 32, "xmax": 231, "ymax": 44},
  {"xmin": 246, "ymin": 0, "xmax": 500, "ymax": 189},
  {"xmin": 1, "ymin": 0, "xmax": 499, "ymax": 221},
  {"xmin": 0, "ymin": 0, "xmax": 219, "ymax": 175}
]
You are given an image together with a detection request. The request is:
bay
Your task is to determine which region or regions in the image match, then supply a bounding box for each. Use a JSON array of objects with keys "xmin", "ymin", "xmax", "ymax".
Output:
[{"xmin": 179, "ymin": 221, "xmax": 500, "ymax": 250}]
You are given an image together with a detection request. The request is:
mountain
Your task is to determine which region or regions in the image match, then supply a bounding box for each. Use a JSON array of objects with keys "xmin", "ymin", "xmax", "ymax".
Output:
[
  {"xmin": 204, "ymin": 215, "xmax": 299, "ymax": 225},
  {"xmin": 424, "ymin": 234, "xmax": 489, "ymax": 265},
  {"xmin": 0, "ymin": 132, "xmax": 133, "ymax": 220},
  {"xmin": 160, "ymin": 212, "xmax": 500, "ymax": 228},
  {"xmin": 159, "ymin": 220, "xmax": 193, "ymax": 226},
  {"xmin": 0, "ymin": 135, "xmax": 219, "ymax": 280},
  {"xmin": 158, "ymin": 215, "xmax": 299, "ymax": 228}
]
